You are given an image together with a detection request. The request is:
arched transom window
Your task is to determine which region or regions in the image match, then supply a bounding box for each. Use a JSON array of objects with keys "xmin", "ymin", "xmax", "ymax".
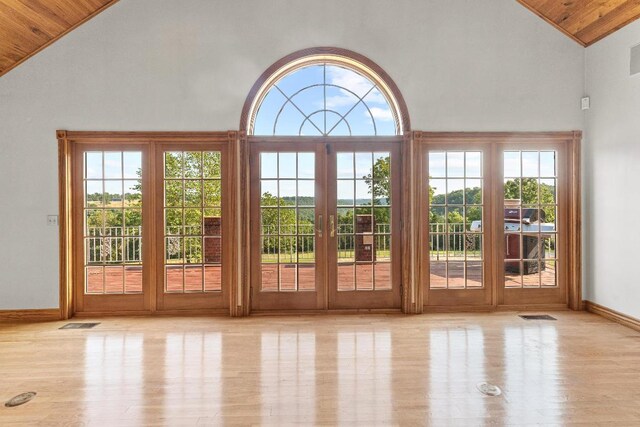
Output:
[{"xmin": 250, "ymin": 59, "xmax": 403, "ymax": 136}]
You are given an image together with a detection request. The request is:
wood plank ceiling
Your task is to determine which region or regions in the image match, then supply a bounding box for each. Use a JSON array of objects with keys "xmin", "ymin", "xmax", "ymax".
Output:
[
  {"xmin": 0, "ymin": 0, "xmax": 118, "ymax": 77},
  {"xmin": 518, "ymin": 0, "xmax": 640, "ymax": 46}
]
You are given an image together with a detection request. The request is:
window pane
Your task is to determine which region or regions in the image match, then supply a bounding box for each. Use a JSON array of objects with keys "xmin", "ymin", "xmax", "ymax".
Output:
[
  {"xmin": 162, "ymin": 150, "xmax": 224, "ymax": 293},
  {"xmin": 83, "ymin": 151, "xmax": 144, "ymax": 294},
  {"xmin": 428, "ymin": 150, "xmax": 485, "ymax": 290},
  {"xmin": 252, "ymin": 63, "xmax": 399, "ymax": 136}
]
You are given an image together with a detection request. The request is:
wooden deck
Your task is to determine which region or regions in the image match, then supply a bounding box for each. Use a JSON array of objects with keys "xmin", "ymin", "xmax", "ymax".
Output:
[
  {"xmin": 260, "ymin": 263, "xmax": 392, "ymax": 291},
  {"xmin": 429, "ymin": 262, "xmax": 558, "ymax": 289},
  {"xmin": 86, "ymin": 265, "xmax": 222, "ymax": 294},
  {"xmin": 88, "ymin": 262, "xmax": 556, "ymax": 294}
]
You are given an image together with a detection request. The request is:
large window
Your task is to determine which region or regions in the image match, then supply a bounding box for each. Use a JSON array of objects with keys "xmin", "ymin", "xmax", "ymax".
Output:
[
  {"xmin": 246, "ymin": 50, "xmax": 407, "ymax": 311},
  {"xmin": 252, "ymin": 63, "xmax": 400, "ymax": 136}
]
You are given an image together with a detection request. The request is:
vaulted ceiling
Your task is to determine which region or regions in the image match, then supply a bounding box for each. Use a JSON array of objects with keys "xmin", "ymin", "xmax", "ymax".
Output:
[
  {"xmin": 0, "ymin": 0, "xmax": 118, "ymax": 77},
  {"xmin": 1, "ymin": 1, "xmax": 640, "ymax": 78},
  {"xmin": 518, "ymin": 0, "xmax": 640, "ymax": 46}
]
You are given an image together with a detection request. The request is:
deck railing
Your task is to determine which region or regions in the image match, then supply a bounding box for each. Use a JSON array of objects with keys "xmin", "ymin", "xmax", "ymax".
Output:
[{"xmin": 87, "ymin": 223, "xmax": 489, "ymax": 264}]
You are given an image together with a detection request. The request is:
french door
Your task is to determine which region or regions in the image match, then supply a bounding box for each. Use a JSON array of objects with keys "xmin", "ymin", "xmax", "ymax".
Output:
[
  {"xmin": 250, "ymin": 142, "xmax": 326, "ymax": 310},
  {"xmin": 71, "ymin": 134, "xmax": 233, "ymax": 315},
  {"xmin": 327, "ymin": 142, "xmax": 402, "ymax": 309},
  {"xmin": 155, "ymin": 143, "xmax": 231, "ymax": 311},
  {"xmin": 421, "ymin": 143, "xmax": 493, "ymax": 307},
  {"xmin": 250, "ymin": 139, "xmax": 402, "ymax": 311},
  {"xmin": 74, "ymin": 144, "xmax": 151, "ymax": 313},
  {"xmin": 498, "ymin": 143, "xmax": 567, "ymax": 306},
  {"xmin": 420, "ymin": 137, "xmax": 569, "ymax": 309}
]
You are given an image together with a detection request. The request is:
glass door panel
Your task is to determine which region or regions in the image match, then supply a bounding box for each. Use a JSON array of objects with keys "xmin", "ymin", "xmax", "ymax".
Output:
[
  {"xmin": 424, "ymin": 146, "xmax": 492, "ymax": 307},
  {"xmin": 251, "ymin": 141, "xmax": 400, "ymax": 311},
  {"xmin": 260, "ymin": 152, "xmax": 317, "ymax": 292},
  {"xmin": 251, "ymin": 145, "xmax": 325, "ymax": 311},
  {"xmin": 156, "ymin": 145, "xmax": 228, "ymax": 311},
  {"xmin": 501, "ymin": 147, "xmax": 565, "ymax": 305},
  {"xmin": 163, "ymin": 151, "xmax": 222, "ymax": 293},
  {"xmin": 84, "ymin": 151, "xmax": 143, "ymax": 294},
  {"xmin": 328, "ymin": 144, "xmax": 401, "ymax": 310},
  {"xmin": 335, "ymin": 152, "xmax": 392, "ymax": 291},
  {"xmin": 75, "ymin": 147, "xmax": 149, "ymax": 313}
]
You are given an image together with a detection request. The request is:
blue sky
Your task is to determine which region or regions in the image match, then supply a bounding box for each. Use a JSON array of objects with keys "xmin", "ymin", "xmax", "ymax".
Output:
[{"xmin": 253, "ymin": 64, "xmax": 397, "ymax": 136}]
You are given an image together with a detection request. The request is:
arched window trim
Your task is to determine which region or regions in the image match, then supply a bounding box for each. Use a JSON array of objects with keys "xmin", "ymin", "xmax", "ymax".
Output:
[{"xmin": 241, "ymin": 48, "xmax": 410, "ymax": 137}]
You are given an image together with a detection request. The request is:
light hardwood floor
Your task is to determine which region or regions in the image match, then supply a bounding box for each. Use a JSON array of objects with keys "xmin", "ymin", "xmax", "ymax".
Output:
[{"xmin": 1, "ymin": 312, "xmax": 640, "ymax": 426}]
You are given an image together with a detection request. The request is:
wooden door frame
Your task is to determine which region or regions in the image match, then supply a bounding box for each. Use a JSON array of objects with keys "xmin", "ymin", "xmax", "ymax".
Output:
[
  {"xmin": 413, "ymin": 131, "xmax": 582, "ymax": 312},
  {"xmin": 71, "ymin": 141, "xmax": 152, "ymax": 314},
  {"xmin": 58, "ymin": 130, "xmax": 580, "ymax": 318},
  {"xmin": 248, "ymin": 139, "xmax": 328, "ymax": 311},
  {"xmin": 57, "ymin": 131, "xmax": 240, "ymax": 318},
  {"xmin": 418, "ymin": 140, "xmax": 495, "ymax": 309},
  {"xmin": 326, "ymin": 140, "xmax": 403, "ymax": 310},
  {"xmin": 245, "ymin": 136, "xmax": 405, "ymax": 313},
  {"xmin": 497, "ymin": 140, "xmax": 568, "ymax": 308},
  {"xmin": 154, "ymin": 141, "xmax": 233, "ymax": 313}
]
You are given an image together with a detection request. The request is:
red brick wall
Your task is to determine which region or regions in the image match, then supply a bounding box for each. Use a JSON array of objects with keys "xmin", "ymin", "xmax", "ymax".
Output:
[
  {"xmin": 355, "ymin": 214, "xmax": 375, "ymax": 262},
  {"xmin": 204, "ymin": 217, "xmax": 222, "ymax": 263}
]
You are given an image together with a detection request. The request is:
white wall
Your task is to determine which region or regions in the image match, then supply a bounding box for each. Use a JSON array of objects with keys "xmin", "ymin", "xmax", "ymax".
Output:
[
  {"xmin": 0, "ymin": 0, "xmax": 584, "ymax": 309},
  {"xmin": 585, "ymin": 20, "xmax": 640, "ymax": 319}
]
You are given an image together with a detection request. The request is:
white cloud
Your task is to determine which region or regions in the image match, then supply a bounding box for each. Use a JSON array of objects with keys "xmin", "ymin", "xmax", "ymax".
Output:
[
  {"xmin": 327, "ymin": 66, "xmax": 372, "ymax": 96},
  {"xmin": 369, "ymin": 107, "xmax": 394, "ymax": 122},
  {"xmin": 324, "ymin": 66, "xmax": 388, "ymax": 109},
  {"xmin": 325, "ymin": 93, "xmax": 358, "ymax": 109}
]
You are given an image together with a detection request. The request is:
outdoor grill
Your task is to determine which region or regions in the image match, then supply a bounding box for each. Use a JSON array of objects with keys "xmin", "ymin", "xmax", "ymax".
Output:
[
  {"xmin": 469, "ymin": 204, "xmax": 554, "ymax": 275},
  {"xmin": 505, "ymin": 207, "xmax": 547, "ymax": 274}
]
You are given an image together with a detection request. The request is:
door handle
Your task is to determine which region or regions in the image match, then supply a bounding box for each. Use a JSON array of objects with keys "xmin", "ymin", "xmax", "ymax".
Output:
[
  {"xmin": 330, "ymin": 215, "xmax": 335, "ymax": 238},
  {"xmin": 316, "ymin": 214, "xmax": 323, "ymax": 238}
]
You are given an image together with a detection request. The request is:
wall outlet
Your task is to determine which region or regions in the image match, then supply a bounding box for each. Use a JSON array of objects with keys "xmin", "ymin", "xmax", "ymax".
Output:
[
  {"xmin": 47, "ymin": 215, "xmax": 58, "ymax": 226},
  {"xmin": 581, "ymin": 96, "xmax": 590, "ymax": 110}
]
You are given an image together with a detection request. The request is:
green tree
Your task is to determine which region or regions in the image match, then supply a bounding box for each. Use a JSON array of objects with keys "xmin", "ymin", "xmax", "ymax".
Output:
[
  {"xmin": 260, "ymin": 192, "xmax": 300, "ymax": 260},
  {"xmin": 504, "ymin": 178, "xmax": 555, "ymax": 222},
  {"xmin": 363, "ymin": 156, "xmax": 391, "ymax": 204},
  {"xmin": 163, "ymin": 151, "xmax": 223, "ymax": 263},
  {"xmin": 363, "ymin": 156, "xmax": 391, "ymax": 227}
]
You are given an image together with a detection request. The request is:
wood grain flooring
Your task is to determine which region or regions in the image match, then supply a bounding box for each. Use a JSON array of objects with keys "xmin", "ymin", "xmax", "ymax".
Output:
[{"xmin": 1, "ymin": 312, "xmax": 639, "ymax": 425}]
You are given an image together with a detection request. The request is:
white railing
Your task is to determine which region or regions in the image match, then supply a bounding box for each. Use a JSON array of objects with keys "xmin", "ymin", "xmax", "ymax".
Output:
[
  {"xmin": 260, "ymin": 223, "xmax": 392, "ymax": 261},
  {"xmin": 429, "ymin": 223, "xmax": 482, "ymax": 260},
  {"xmin": 87, "ymin": 226, "xmax": 142, "ymax": 263},
  {"xmin": 87, "ymin": 222, "xmax": 553, "ymax": 265}
]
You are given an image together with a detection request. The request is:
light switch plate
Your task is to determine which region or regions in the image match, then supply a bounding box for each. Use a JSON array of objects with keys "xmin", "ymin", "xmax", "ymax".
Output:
[
  {"xmin": 47, "ymin": 215, "xmax": 58, "ymax": 226},
  {"xmin": 581, "ymin": 97, "xmax": 590, "ymax": 110}
]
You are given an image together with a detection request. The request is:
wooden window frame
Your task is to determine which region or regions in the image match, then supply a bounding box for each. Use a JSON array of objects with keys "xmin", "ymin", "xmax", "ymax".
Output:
[
  {"xmin": 238, "ymin": 48, "xmax": 413, "ymax": 315},
  {"xmin": 412, "ymin": 131, "xmax": 582, "ymax": 312},
  {"xmin": 59, "ymin": 130, "xmax": 581, "ymax": 317},
  {"xmin": 57, "ymin": 131, "xmax": 240, "ymax": 318},
  {"xmin": 56, "ymin": 47, "xmax": 581, "ymax": 317}
]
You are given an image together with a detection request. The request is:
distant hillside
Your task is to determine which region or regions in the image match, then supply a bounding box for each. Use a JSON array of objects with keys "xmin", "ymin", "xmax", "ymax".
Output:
[{"xmin": 281, "ymin": 196, "xmax": 390, "ymax": 206}]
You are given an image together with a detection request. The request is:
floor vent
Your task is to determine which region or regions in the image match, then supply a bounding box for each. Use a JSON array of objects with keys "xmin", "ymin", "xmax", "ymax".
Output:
[
  {"xmin": 477, "ymin": 383, "xmax": 502, "ymax": 396},
  {"xmin": 4, "ymin": 392, "xmax": 36, "ymax": 407},
  {"xmin": 59, "ymin": 323, "xmax": 100, "ymax": 330},
  {"xmin": 519, "ymin": 314, "xmax": 556, "ymax": 321}
]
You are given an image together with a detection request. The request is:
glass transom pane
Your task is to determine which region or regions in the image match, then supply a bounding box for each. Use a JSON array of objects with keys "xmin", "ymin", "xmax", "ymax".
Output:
[{"xmin": 253, "ymin": 63, "xmax": 399, "ymax": 136}]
